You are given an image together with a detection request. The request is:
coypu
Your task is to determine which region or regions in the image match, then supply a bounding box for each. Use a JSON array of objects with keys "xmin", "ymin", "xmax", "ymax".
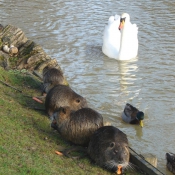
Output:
[
  {"xmin": 45, "ymin": 84, "xmax": 88, "ymax": 116},
  {"xmin": 42, "ymin": 66, "xmax": 65, "ymax": 94},
  {"xmin": 51, "ymin": 106, "xmax": 103, "ymax": 146},
  {"xmin": 88, "ymin": 126, "xmax": 130, "ymax": 173}
]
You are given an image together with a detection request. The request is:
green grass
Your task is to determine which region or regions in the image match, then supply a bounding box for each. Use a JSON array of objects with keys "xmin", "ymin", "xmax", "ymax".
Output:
[{"xmin": 0, "ymin": 67, "xmax": 142, "ymax": 175}]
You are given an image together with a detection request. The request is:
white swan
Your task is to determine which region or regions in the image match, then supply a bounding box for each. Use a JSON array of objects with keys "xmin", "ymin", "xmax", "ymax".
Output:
[
  {"xmin": 102, "ymin": 13, "xmax": 138, "ymax": 61},
  {"xmin": 102, "ymin": 15, "xmax": 121, "ymax": 59}
]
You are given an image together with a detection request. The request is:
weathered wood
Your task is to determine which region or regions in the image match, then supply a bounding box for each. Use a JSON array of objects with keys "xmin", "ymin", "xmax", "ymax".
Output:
[
  {"xmin": 129, "ymin": 147, "xmax": 165, "ymax": 175},
  {"xmin": 141, "ymin": 153, "xmax": 157, "ymax": 168}
]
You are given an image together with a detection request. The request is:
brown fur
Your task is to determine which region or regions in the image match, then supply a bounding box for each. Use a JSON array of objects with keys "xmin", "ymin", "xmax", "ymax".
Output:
[
  {"xmin": 45, "ymin": 85, "xmax": 88, "ymax": 116},
  {"xmin": 42, "ymin": 67, "xmax": 65, "ymax": 93},
  {"xmin": 51, "ymin": 106, "xmax": 103, "ymax": 146},
  {"xmin": 88, "ymin": 126, "xmax": 130, "ymax": 172}
]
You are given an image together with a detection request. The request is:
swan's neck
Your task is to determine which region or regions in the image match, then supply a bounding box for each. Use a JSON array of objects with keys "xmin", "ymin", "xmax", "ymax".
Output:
[
  {"xmin": 118, "ymin": 22, "xmax": 137, "ymax": 60},
  {"xmin": 119, "ymin": 25, "xmax": 129, "ymax": 52}
]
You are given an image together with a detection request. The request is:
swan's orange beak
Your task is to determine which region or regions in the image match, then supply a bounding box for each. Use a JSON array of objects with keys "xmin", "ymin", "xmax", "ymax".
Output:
[
  {"xmin": 119, "ymin": 20, "xmax": 125, "ymax": 30},
  {"xmin": 119, "ymin": 18, "xmax": 125, "ymax": 30}
]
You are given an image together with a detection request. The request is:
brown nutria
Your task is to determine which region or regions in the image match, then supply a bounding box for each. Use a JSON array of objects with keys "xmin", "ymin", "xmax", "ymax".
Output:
[
  {"xmin": 51, "ymin": 106, "xmax": 103, "ymax": 146},
  {"xmin": 45, "ymin": 85, "xmax": 88, "ymax": 116},
  {"xmin": 42, "ymin": 67, "xmax": 65, "ymax": 94},
  {"xmin": 88, "ymin": 126, "xmax": 130, "ymax": 173}
]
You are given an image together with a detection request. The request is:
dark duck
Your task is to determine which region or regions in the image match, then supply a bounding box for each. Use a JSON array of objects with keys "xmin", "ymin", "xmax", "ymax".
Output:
[{"xmin": 121, "ymin": 103, "xmax": 144, "ymax": 127}]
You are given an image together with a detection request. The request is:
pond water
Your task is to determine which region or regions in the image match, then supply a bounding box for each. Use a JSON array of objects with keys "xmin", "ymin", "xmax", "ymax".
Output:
[{"xmin": 1, "ymin": 0, "xmax": 175, "ymax": 174}]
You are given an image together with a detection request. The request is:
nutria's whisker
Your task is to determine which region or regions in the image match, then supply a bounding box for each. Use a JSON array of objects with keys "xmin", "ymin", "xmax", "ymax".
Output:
[
  {"xmin": 128, "ymin": 165, "xmax": 134, "ymax": 171},
  {"xmin": 127, "ymin": 163, "xmax": 135, "ymax": 170},
  {"xmin": 104, "ymin": 160, "xmax": 116, "ymax": 170}
]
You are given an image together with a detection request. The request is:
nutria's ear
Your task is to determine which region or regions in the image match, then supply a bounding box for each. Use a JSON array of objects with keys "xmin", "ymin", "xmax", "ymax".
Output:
[{"xmin": 109, "ymin": 142, "xmax": 115, "ymax": 148}]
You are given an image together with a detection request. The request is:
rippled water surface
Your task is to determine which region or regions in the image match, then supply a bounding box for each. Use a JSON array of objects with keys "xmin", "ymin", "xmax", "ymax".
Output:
[{"xmin": 1, "ymin": 0, "xmax": 175, "ymax": 174}]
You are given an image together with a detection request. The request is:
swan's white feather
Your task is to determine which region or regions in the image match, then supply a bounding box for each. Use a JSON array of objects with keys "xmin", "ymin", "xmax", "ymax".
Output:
[
  {"xmin": 102, "ymin": 13, "xmax": 138, "ymax": 60},
  {"xmin": 102, "ymin": 16, "xmax": 121, "ymax": 59}
]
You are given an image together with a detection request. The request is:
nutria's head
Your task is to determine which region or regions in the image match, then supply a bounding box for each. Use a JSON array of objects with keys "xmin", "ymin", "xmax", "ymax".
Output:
[
  {"xmin": 72, "ymin": 96, "xmax": 88, "ymax": 111},
  {"xmin": 42, "ymin": 67, "xmax": 65, "ymax": 93},
  {"xmin": 103, "ymin": 142, "xmax": 130, "ymax": 172},
  {"xmin": 50, "ymin": 106, "xmax": 71, "ymax": 130},
  {"xmin": 88, "ymin": 126, "xmax": 130, "ymax": 173},
  {"xmin": 55, "ymin": 106, "xmax": 71, "ymax": 121},
  {"xmin": 44, "ymin": 67, "xmax": 63, "ymax": 81}
]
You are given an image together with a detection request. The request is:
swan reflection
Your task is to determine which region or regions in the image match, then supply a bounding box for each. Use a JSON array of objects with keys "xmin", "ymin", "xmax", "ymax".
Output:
[{"xmin": 118, "ymin": 58, "xmax": 139, "ymax": 96}]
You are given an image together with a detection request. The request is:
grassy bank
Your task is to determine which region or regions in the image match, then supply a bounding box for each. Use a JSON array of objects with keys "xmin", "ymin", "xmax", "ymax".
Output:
[
  {"xmin": 0, "ymin": 67, "xmax": 143, "ymax": 175},
  {"xmin": 0, "ymin": 67, "xmax": 115, "ymax": 175}
]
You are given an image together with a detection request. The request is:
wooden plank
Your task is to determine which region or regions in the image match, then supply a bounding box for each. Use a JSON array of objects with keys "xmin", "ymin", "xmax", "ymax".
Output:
[{"xmin": 129, "ymin": 147, "xmax": 165, "ymax": 175}]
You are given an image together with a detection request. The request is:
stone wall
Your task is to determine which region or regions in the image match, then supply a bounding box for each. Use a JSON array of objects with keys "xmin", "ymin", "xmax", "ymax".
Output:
[{"xmin": 0, "ymin": 24, "xmax": 65, "ymax": 81}]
